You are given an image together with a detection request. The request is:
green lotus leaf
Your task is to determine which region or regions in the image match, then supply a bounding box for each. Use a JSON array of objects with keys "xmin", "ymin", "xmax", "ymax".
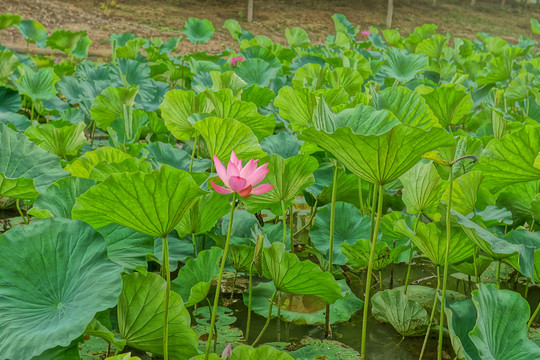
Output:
[
  {"xmin": 107, "ymin": 108, "xmax": 149, "ymax": 145},
  {"xmin": 246, "ymin": 279, "xmax": 363, "ymax": 325},
  {"xmin": 90, "ymin": 86, "xmax": 139, "ymax": 130},
  {"xmin": 0, "ymin": 50, "xmax": 19, "ymax": 82},
  {"xmin": 503, "ymin": 230, "xmax": 540, "ymax": 282},
  {"xmin": 476, "ymin": 125, "xmax": 540, "ymax": 191},
  {"xmin": 260, "ymin": 132, "xmax": 301, "ymax": 159},
  {"xmin": 269, "ymin": 337, "xmax": 361, "ymax": 359},
  {"xmin": 46, "ymin": 29, "xmax": 86, "ymax": 54},
  {"xmin": 342, "ymin": 238, "xmax": 408, "ymax": 271},
  {"xmin": 193, "ymin": 116, "xmax": 266, "ymax": 162},
  {"xmin": 183, "ymin": 17, "xmax": 214, "ymax": 45},
  {"xmin": 274, "ymin": 87, "xmax": 318, "ymax": 132},
  {"xmin": 454, "ymin": 210, "xmax": 535, "ymax": 279},
  {"xmin": 469, "ymin": 284, "xmax": 540, "ymax": 359},
  {"xmin": 16, "ymin": 64, "xmax": 59, "ymax": 100},
  {"xmin": 400, "ymin": 161, "xmax": 447, "ymax": 215},
  {"xmin": 285, "ymin": 27, "xmax": 310, "ymax": 48},
  {"xmin": 95, "ymin": 223, "xmax": 152, "ymax": 271},
  {"xmin": 0, "ymin": 13, "xmax": 22, "ymax": 30},
  {"xmin": 0, "ymin": 123, "xmax": 68, "ymax": 199},
  {"xmin": 205, "ymin": 89, "xmax": 274, "ymax": 140},
  {"xmin": 73, "ymin": 165, "xmax": 206, "ymax": 237},
  {"xmin": 175, "ymin": 192, "xmax": 230, "ymax": 237},
  {"xmin": 416, "ymin": 34, "xmax": 448, "ymax": 59},
  {"xmin": 422, "ymin": 83, "xmax": 473, "ymax": 127},
  {"xmin": 497, "ymin": 180, "xmax": 539, "ymax": 225},
  {"xmin": 29, "ymin": 176, "xmax": 96, "ymax": 219},
  {"xmin": 263, "ymin": 242, "xmax": 342, "ymax": 304},
  {"xmin": 105, "ymin": 353, "xmax": 141, "ymax": 360},
  {"xmin": 326, "ymin": 67, "xmax": 363, "ymax": 95},
  {"xmin": 310, "ymin": 202, "xmax": 371, "ymax": 265},
  {"xmin": 159, "ymin": 89, "xmax": 210, "ymax": 141},
  {"xmin": 118, "ymin": 272, "xmax": 198, "ymax": 359},
  {"xmin": 477, "ymin": 48, "xmax": 520, "ymax": 85},
  {"xmin": 373, "ymin": 86, "xmax": 439, "ymax": 129},
  {"xmin": 205, "ymin": 70, "xmax": 247, "ymax": 96},
  {"xmin": 336, "ymin": 104, "xmax": 400, "ymax": 135},
  {"xmin": 25, "ymin": 122, "xmax": 86, "ymax": 157},
  {"xmin": 65, "ymin": 147, "xmax": 132, "ymax": 178},
  {"xmin": 145, "ymin": 142, "xmax": 211, "ymax": 172},
  {"xmin": 371, "ymin": 288, "xmax": 428, "ymax": 337},
  {"xmin": 116, "ymin": 38, "xmax": 147, "ymax": 59},
  {"xmin": 17, "ymin": 19, "xmax": 48, "ymax": 48},
  {"xmin": 88, "ymin": 157, "xmax": 153, "ymax": 182},
  {"xmin": 381, "ymin": 47, "xmax": 428, "ymax": 84},
  {"xmin": 241, "ymin": 84, "xmax": 276, "ymax": 107},
  {"xmin": 228, "ymin": 243, "xmax": 254, "ymax": 273},
  {"xmin": 234, "ymin": 58, "xmax": 280, "ymax": 87},
  {"xmin": 394, "ymin": 219, "xmax": 474, "ymax": 266},
  {"xmin": 242, "ymin": 154, "xmax": 317, "ymax": 214},
  {"xmin": 172, "ymin": 247, "xmax": 223, "ymax": 307},
  {"xmin": 230, "ymin": 345, "xmax": 294, "ymax": 360},
  {"xmin": 444, "ymin": 298, "xmax": 480, "ymax": 360},
  {"xmin": 0, "ymin": 218, "xmax": 122, "ymax": 360},
  {"xmin": 442, "ymin": 171, "xmax": 484, "ymax": 216},
  {"xmin": 300, "ymin": 124, "xmax": 454, "ymax": 185}
]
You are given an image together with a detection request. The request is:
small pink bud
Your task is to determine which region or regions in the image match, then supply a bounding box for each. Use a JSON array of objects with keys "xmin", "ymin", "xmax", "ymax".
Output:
[
  {"xmin": 231, "ymin": 56, "xmax": 245, "ymax": 66},
  {"xmin": 361, "ymin": 30, "xmax": 371, "ymax": 36},
  {"xmin": 221, "ymin": 343, "xmax": 232, "ymax": 359}
]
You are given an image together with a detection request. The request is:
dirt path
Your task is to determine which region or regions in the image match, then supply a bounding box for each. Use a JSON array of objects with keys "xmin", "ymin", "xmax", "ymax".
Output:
[{"xmin": 1, "ymin": 0, "xmax": 539, "ymax": 55}]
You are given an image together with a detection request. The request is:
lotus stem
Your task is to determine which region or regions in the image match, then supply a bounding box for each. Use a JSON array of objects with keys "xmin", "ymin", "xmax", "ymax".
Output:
[
  {"xmin": 162, "ymin": 235, "xmax": 171, "ymax": 360},
  {"xmin": 528, "ymin": 300, "xmax": 540, "ymax": 328},
  {"xmin": 438, "ymin": 166, "xmax": 454, "ymax": 360},
  {"xmin": 205, "ymin": 193, "xmax": 237, "ymax": 359},
  {"xmin": 379, "ymin": 270, "xmax": 384, "ymax": 290},
  {"xmin": 419, "ymin": 266, "xmax": 441, "ymax": 360},
  {"xmin": 15, "ymin": 200, "xmax": 29, "ymax": 224},
  {"xmin": 252, "ymin": 288, "xmax": 278, "ymax": 346},
  {"xmin": 245, "ymin": 262, "xmax": 254, "ymax": 342},
  {"xmin": 325, "ymin": 163, "xmax": 339, "ymax": 339},
  {"xmin": 230, "ymin": 270, "xmax": 237, "ymax": 302},
  {"xmin": 281, "ymin": 200, "xmax": 287, "ymax": 246},
  {"xmin": 361, "ymin": 183, "xmax": 384, "ymax": 360},
  {"xmin": 405, "ymin": 213, "xmax": 422, "ymax": 294}
]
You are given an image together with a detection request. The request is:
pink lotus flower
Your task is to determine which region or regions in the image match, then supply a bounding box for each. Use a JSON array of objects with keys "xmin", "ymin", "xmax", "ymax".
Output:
[
  {"xmin": 231, "ymin": 56, "xmax": 244, "ymax": 66},
  {"xmin": 361, "ymin": 30, "xmax": 371, "ymax": 36},
  {"xmin": 221, "ymin": 343, "xmax": 232, "ymax": 359},
  {"xmin": 211, "ymin": 151, "xmax": 274, "ymax": 198}
]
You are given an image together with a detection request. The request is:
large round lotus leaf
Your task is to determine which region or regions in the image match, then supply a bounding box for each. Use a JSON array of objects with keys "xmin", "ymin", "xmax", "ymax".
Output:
[
  {"xmin": 72, "ymin": 165, "xmax": 207, "ymax": 237},
  {"xmin": 371, "ymin": 288, "xmax": 428, "ymax": 337},
  {"xmin": 245, "ymin": 279, "xmax": 363, "ymax": 325},
  {"xmin": 0, "ymin": 218, "xmax": 122, "ymax": 360},
  {"xmin": 183, "ymin": 17, "xmax": 214, "ymax": 45},
  {"xmin": 0, "ymin": 123, "xmax": 69, "ymax": 199},
  {"xmin": 469, "ymin": 284, "xmax": 540, "ymax": 359},
  {"xmin": 118, "ymin": 272, "xmax": 198, "ymax": 360},
  {"xmin": 17, "ymin": 19, "xmax": 48, "ymax": 48},
  {"xmin": 269, "ymin": 337, "xmax": 360, "ymax": 359},
  {"xmin": 230, "ymin": 345, "xmax": 294, "ymax": 360},
  {"xmin": 300, "ymin": 124, "xmax": 454, "ymax": 185},
  {"xmin": 444, "ymin": 298, "xmax": 479, "ymax": 360}
]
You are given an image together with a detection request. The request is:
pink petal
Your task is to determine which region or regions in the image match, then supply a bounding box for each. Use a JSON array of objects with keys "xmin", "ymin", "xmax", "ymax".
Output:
[
  {"xmin": 245, "ymin": 163, "xmax": 269, "ymax": 187},
  {"xmin": 240, "ymin": 159, "xmax": 258, "ymax": 178},
  {"xmin": 238, "ymin": 185, "xmax": 253, "ymax": 198},
  {"xmin": 211, "ymin": 181, "xmax": 233, "ymax": 194},
  {"xmin": 251, "ymin": 184, "xmax": 274, "ymax": 195},
  {"xmin": 213, "ymin": 155, "xmax": 229, "ymax": 186},
  {"xmin": 228, "ymin": 176, "xmax": 247, "ymax": 191},
  {"xmin": 230, "ymin": 151, "xmax": 242, "ymax": 170}
]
